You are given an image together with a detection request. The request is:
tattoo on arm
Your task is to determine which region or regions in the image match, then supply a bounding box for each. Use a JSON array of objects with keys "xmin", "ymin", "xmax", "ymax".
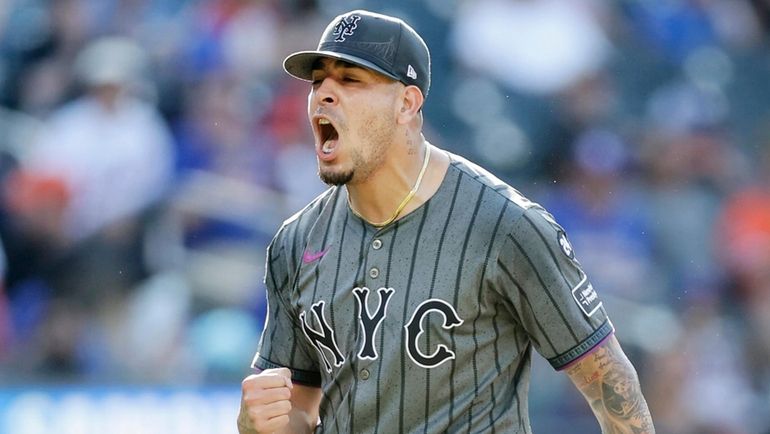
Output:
[{"xmin": 567, "ymin": 337, "xmax": 655, "ymax": 434}]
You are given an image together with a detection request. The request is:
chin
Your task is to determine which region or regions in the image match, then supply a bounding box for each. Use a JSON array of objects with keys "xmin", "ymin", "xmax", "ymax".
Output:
[{"xmin": 319, "ymin": 169, "xmax": 354, "ymax": 186}]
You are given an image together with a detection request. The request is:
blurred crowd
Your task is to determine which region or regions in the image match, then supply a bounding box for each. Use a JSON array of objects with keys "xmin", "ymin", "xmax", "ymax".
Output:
[{"xmin": 0, "ymin": 0, "xmax": 769, "ymax": 433}]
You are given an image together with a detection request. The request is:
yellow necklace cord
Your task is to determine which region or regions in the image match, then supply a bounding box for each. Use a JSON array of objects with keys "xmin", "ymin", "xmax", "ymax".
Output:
[{"xmin": 348, "ymin": 144, "xmax": 431, "ymax": 227}]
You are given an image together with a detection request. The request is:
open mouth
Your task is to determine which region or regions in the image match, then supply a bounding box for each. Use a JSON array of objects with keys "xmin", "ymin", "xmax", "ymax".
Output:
[{"xmin": 317, "ymin": 118, "xmax": 339, "ymax": 155}]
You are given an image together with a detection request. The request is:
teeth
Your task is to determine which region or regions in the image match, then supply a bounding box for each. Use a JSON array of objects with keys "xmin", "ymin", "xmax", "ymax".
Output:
[
  {"xmin": 322, "ymin": 140, "xmax": 333, "ymax": 154},
  {"xmin": 318, "ymin": 118, "xmax": 330, "ymax": 125}
]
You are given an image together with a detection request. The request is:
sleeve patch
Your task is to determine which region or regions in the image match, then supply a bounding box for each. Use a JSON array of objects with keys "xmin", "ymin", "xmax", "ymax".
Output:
[{"xmin": 571, "ymin": 275, "xmax": 602, "ymax": 317}]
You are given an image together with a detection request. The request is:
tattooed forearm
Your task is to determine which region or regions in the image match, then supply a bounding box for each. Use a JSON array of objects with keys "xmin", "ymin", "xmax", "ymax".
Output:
[{"xmin": 566, "ymin": 336, "xmax": 655, "ymax": 434}]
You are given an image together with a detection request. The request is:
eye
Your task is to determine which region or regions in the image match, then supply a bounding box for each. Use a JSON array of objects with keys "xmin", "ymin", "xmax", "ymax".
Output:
[
  {"xmin": 310, "ymin": 74, "xmax": 326, "ymax": 86},
  {"xmin": 343, "ymin": 76, "xmax": 359, "ymax": 83}
]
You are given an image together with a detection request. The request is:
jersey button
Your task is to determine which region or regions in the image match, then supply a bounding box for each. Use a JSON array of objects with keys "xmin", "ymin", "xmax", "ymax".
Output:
[
  {"xmin": 359, "ymin": 369, "xmax": 370, "ymax": 380},
  {"xmin": 372, "ymin": 239, "xmax": 382, "ymax": 250},
  {"xmin": 369, "ymin": 267, "xmax": 380, "ymax": 279}
]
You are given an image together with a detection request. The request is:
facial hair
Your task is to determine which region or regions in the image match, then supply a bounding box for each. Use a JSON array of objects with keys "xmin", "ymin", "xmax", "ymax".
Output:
[
  {"xmin": 319, "ymin": 169, "xmax": 353, "ymax": 186},
  {"xmin": 317, "ymin": 108, "xmax": 394, "ymax": 186}
]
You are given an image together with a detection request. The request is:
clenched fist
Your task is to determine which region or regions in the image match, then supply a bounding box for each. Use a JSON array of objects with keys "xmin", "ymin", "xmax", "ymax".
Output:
[{"xmin": 238, "ymin": 368, "xmax": 294, "ymax": 434}]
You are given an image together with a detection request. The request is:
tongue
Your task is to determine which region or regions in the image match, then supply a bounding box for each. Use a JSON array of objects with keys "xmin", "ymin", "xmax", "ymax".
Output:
[
  {"xmin": 322, "ymin": 138, "xmax": 337, "ymax": 154},
  {"xmin": 319, "ymin": 137, "xmax": 339, "ymax": 161}
]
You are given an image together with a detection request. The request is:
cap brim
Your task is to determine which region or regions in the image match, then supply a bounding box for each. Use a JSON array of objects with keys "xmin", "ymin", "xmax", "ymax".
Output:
[{"xmin": 283, "ymin": 50, "xmax": 400, "ymax": 83}]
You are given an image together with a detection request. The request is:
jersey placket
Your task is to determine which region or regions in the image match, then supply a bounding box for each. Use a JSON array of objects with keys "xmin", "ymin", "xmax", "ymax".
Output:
[
  {"xmin": 344, "ymin": 227, "xmax": 396, "ymax": 431},
  {"xmin": 355, "ymin": 230, "xmax": 390, "ymax": 371}
]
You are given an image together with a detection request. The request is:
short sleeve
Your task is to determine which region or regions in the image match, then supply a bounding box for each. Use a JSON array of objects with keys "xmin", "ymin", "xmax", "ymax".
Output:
[
  {"xmin": 252, "ymin": 235, "xmax": 322, "ymax": 386},
  {"xmin": 491, "ymin": 206, "xmax": 613, "ymax": 370}
]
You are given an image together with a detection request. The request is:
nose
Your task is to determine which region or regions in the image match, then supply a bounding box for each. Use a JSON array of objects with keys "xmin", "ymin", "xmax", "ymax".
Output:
[{"xmin": 313, "ymin": 77, "xmax": 338, "ymax": 106}]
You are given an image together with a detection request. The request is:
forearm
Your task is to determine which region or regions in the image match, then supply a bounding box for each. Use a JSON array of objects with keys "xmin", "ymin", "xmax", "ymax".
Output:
[
  {"xmin": 567, "ymin": 336, "xmax": 655, "ymax": 434},
  {"xmin": 584, "ymin": 371, "xmax": 655, "ymax": 434}
]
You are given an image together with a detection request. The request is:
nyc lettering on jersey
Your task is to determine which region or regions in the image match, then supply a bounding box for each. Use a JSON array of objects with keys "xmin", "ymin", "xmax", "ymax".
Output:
[{"xmin": 299, "ymin": 287, "xmax": 463, "ymax": 372}]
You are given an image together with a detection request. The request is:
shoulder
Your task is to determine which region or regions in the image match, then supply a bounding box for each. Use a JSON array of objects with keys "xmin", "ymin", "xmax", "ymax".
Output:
[
  {"xmin": 444, "ymin": 153, "xmax": 571, "ymax": 253},
  {"xmin": 271, "ymin": 186, "xmax": 339, "ymax": 252},
  {"xmin": 446, "ymin": 151, "xmax": 539, "ymax": 219}
]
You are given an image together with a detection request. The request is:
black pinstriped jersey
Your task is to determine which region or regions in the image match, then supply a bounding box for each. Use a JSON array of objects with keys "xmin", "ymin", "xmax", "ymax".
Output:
[{"xmin": 253, "ymin": 152, "xmax": 613, "ymax": 433}]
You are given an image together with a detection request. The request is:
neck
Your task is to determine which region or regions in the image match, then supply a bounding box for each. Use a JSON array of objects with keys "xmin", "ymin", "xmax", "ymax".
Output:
[{"xmin": 346, "ymin": 139, "xmax": 449, "ymax": 226}]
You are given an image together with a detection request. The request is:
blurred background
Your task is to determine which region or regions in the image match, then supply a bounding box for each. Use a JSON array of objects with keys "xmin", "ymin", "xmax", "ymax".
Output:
[{"xmin": 0, "ymin": 0, "xmax": 769, "ymax": 432}]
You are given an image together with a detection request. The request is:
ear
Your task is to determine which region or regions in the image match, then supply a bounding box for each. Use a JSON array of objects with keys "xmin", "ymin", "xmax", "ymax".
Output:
[{"xmin": 396, "ymin": 85, "xmax": 424, "ymax": 125}]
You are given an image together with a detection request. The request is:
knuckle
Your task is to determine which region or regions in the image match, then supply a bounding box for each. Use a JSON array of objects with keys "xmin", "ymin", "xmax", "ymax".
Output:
[
  {"xmin": 241, "ymin": 374, "xmax": 260, "ymax": 389},
  {"xmin": 241, "ymin": 376, "xmax": 252, "ymax": 388}
]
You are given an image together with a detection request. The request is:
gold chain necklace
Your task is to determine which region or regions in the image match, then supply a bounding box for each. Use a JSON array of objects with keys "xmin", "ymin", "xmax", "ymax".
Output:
[{"xmin": 348, "ymin": 144, "xmax": 431, "ymax": 227}]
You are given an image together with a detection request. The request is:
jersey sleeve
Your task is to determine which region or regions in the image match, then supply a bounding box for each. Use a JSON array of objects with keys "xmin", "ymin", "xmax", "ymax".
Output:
[
  {"xmin": 491, "ymin": 206, "xmax": 614, "ymax": 370},
  {"xmin": 251, "ymin": 232, "xmax": 322, "ymax": 386}
]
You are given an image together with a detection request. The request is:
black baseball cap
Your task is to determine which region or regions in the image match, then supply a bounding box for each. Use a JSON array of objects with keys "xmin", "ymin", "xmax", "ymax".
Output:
[{"xmin": 283, "ymin": 10, "xmax": 431, "ymax": 97}]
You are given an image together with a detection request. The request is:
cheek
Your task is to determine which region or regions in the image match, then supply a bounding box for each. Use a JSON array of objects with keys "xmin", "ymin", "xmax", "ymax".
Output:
[
  {"xmin": 355, "ymin": 101, "xmax": 394, "ymax": 134},
  {"xmin": 343, "ymin": 91, "xmax": 398, "ymax": 150}
]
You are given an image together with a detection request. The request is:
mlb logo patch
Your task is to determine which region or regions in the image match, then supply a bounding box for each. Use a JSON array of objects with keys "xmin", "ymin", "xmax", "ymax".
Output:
[{"xmin": 571, "ymin": 275, "xmax": 602, "ymax": 317}]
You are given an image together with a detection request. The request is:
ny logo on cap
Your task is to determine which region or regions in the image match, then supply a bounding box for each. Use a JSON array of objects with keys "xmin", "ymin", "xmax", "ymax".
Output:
[{"xmin": 332, "ymin": 15, "xmax": 361, "ymax": 42}]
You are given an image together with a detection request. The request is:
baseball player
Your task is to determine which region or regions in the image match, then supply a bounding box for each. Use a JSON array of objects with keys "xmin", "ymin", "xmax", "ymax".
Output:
[{"xmin": 238, "ymin": 10, "xmax": 655, "ymax": 434}]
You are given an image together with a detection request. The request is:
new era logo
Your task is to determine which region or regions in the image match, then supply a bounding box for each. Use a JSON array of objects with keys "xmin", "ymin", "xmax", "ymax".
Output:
[
  {"xmin": 406, "ymin": 64, "xmax": 417, "ymax": 79},
  {"xmin": 332, "ymin": 15, "xmax": 361, "ymax": 42}
]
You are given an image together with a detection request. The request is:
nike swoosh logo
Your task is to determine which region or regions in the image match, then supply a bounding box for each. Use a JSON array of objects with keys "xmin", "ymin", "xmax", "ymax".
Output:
[{"xmin": 302, "ymin": 247, "xmax": 330, "ymax": 264}]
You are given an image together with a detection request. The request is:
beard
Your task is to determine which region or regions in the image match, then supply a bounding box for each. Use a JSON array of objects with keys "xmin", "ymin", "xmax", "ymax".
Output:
[
  {"xmin": 317, "ymin": 148, "xmax": 364, "ymax": 186},
  {"xmin": 319, "ymin": 169, "xmax": 354, "ymax": 186},
  {"xmin": 317, "ymin": 111, "xmax": 394, "ymax": 187}
]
